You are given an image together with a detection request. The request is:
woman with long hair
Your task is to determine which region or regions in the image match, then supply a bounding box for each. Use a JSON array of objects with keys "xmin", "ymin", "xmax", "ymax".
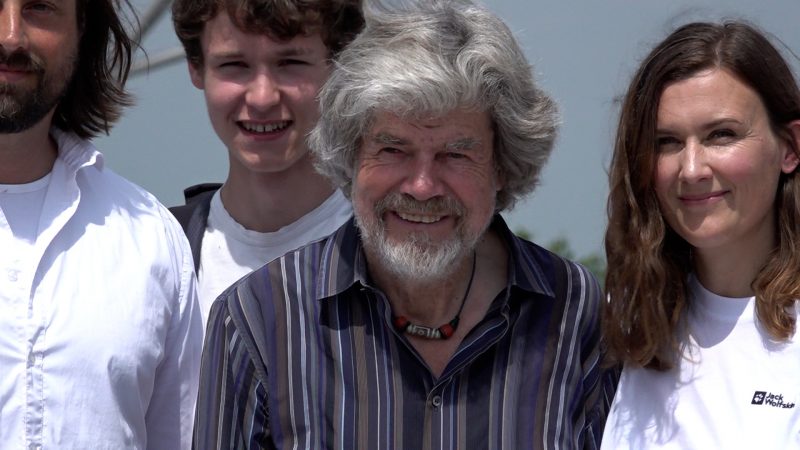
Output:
[{"xmin": 602, "ymin": 21, "xmax": 800, "ymax": 448}]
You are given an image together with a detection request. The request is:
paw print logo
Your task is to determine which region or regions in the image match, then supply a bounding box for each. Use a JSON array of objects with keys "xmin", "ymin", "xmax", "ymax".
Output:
[{"xmin": 751, "ymin": 391, "xmax": 766, "ymax": 405}]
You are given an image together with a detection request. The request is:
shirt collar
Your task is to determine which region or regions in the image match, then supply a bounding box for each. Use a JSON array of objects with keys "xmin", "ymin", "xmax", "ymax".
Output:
[
  {"xmin": 494, "ymin": 215, "xmax": 555, "ymax": 298},
  {"xmin": 317, "ymin": 214, "xmax": 555, "ymax": 301},
  {"xmin": 50, "ymin": 127, "xmax": 104, "ymax": 173}
]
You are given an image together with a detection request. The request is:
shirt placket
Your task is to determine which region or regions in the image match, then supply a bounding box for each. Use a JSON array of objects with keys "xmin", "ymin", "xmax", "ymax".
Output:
[
  {"xmin": 0, "ymin": 216, "xmax": 42, "ymax": 448},
  {"xmin": 23, "ymin": 249, "xmax": 45, "ymax": 450}
]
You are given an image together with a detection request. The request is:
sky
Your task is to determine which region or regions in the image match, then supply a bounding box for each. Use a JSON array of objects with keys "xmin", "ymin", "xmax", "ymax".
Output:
[{"xmin": 96, "ymin": 0, "xmax": 800, "ymax": 258}]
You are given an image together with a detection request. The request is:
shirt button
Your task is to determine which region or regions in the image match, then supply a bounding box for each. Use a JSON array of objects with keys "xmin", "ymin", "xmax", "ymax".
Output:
[
  {"xmin": 431, "ymin": 395, "xmax": 442, "ymax": 408},
  {"xmin": 7, "ymin": 269, "xmax": 18, "ymax": 282},
  {"xmin": 27, "ymin": 353, "xmax": 35, "ymax": 366}
]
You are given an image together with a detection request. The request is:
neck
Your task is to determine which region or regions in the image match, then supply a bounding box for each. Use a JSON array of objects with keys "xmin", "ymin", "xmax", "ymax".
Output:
[
  {"xmin": 370, "ymin": 228, "xmax": 509, "ymax": 376},
  {"xmin": 370, "ymin": 228, "xmax": 508, "ymax": 328},
  {"xmin": 220, "ymin": 155, "xmax": 336, "ymax": 232},
  {"xmin": 693, "ymin": 227, "xmax": 775, "ymax": 298},
  {"xmin": 374, "ymin": 252, "xmax": 475, "ymax": 327},
  {"xmin": 0, "ymin": 118, "xmax": 58, "ymax": 184},
  {"xmin": 393, "ymin": 251, "xmax": 476, "ymax": 339}
]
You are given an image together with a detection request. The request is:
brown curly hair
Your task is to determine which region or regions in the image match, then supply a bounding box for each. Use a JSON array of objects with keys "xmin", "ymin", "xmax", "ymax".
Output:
[
  {"xmin": 172, "ymin": 0, "xmax": 364, "ymax": 68},
  {"xmin": 604, "ymin": 21, "xmax": 800, "ymax": 370}
]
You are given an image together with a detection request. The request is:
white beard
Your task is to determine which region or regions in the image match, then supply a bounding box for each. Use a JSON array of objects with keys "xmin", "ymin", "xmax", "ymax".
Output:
[
  {"xmin": 353, "ymin": 189, "xmax": 494, "ymax": 284},
  {"xmin": 360, "ymin": 227, "xmax": 470, "ymax": 282}
]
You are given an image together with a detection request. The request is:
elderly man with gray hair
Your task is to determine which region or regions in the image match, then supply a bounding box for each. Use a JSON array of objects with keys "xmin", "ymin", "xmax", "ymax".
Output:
[{"xmin": 193, "ymin": 0, "xmax": 614, "ymax": 448}]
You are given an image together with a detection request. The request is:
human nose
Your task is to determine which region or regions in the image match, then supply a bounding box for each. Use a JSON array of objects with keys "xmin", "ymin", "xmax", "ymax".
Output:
[
  {"xmin": 246, "ymin": 72, "xmax": 280, "ymax": 110},
  {"xmin": 400, "ymin": 157, "xmax": 444, "ymax": 201},
  {"xmin": 0, "ymin": 4, "xmax": 27, "ymax": 52},
  {"xmin": 678, "ymin": 140, "xmax": 711, "ymax": 183}
]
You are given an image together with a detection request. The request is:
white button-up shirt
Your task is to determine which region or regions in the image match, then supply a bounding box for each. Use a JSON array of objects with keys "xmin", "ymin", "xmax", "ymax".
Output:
[{"xmin": 0, "ymin": 129, "xmax": 202, "ymax": 449}]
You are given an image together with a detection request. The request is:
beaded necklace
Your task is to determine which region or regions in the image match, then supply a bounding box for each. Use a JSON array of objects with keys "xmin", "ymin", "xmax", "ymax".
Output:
[{"xmin": 392, "ymin": 251, "xmax": 477, "ymax": 340}]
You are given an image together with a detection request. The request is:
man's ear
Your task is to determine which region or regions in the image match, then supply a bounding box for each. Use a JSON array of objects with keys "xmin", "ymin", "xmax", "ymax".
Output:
[
  {"xmin": 780, "ymin": 120, "xmax": 800, "ymax": 174},
  {"xmin": 492, "ymin": 162, "xmax": 505, "ymax": 194},
  {"xmin": 188, "ymin": 61, "xmax": 204, "ymax": 90}
]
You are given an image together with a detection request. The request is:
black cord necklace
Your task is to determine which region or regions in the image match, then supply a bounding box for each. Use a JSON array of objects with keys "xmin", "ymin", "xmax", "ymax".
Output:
[{"xmin": 392, "ymin": 251, "xmax": 477, "ymax": 340}]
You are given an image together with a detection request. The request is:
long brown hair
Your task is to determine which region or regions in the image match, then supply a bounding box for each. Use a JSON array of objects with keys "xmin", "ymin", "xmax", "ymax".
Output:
[
  {"xmin": 54, "ymin": 0, "xmax": 135, "ymax": 139},
  {"xmin": 604, "ymin": 21, "xmax": 800, "ymax": 370}
]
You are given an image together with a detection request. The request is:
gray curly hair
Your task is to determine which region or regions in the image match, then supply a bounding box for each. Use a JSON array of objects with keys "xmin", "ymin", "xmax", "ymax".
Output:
[{"xmin": 308, "ymin": 0, "xmax": 558, "ymax": 211}]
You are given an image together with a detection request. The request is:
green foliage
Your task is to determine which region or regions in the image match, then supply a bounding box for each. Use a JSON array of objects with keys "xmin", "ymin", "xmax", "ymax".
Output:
[
  {"xmin": 514, "ymin": 228, "xmax": 606, "ymax": 282},
  {"xmin": 515, "ymin": 228, "xmax": 533, "ymax": 240},
  {"xmin": 575, "ymin": 253, "xmax": 606, "ymax": 284}
]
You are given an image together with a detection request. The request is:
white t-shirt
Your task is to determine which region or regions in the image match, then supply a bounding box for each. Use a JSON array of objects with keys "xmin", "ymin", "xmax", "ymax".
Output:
[
  {"xmin": 0, "ymin": 173, "xmax": 50, "ymax": 247},
  {"xmin": 197, "ymin": 188, "xmax": 352, "ymax": 324},
  {"xmin": 601, "ymin": 275, "xmax": 800, "ymax": 449},
  {"xmin": 0, "ymin": 129, "xmax": 202, "ymax": 450}
]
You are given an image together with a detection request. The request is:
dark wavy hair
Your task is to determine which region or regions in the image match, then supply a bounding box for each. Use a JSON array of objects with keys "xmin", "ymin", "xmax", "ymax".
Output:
[
  {"xmin": 172, "ymin": 0, "xmax": 364, "ymax": 68},
  {"xmin": 604, "ymin": 21, "xmax": 800, "ymax": 370},
  {"xmin": 55, "ymin": 0, "xmax": 134, "ymax": 139}
]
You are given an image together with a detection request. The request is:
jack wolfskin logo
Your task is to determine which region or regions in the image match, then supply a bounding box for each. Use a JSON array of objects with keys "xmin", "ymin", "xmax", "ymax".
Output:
[{"xmin": 751, "ymin": 391, "xmax": 795, "ymax": 409}]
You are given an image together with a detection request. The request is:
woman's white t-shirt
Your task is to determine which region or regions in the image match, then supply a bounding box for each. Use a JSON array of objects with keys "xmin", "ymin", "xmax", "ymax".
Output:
[{"xmin": 601, "ymin": 275, "xmax": 800, "ymax": 449}]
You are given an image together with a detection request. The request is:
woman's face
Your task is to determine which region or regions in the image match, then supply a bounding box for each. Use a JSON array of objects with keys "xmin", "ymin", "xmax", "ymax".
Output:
[{"xmin": 653, "ymin": 68, "xmax": 799, "ymax": 257}]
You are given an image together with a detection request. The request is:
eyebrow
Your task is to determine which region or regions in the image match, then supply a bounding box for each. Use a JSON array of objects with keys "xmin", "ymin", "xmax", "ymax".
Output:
[
  {"xmin": 206, "ymin": 46, "xmax": 318, "ymax": 61},
  {"xmin": 703, "ymin": 117, "xmax": 744, "ymax": 128},
  {"xmin": 445, "ymin": 137, "xmax": 481, "ymax": 151},
  {"xmin": 275, "ymin": 46, "xmax": 317, "ymax": 57},
  {"xmin": 371, "ymin": 133, "xmax": 482, "ymax": 151},
  {"xmin": 372, "ymin": 133, "xmax": 408, "ymax": 146},
  {"xmin": 206, "ymin": 50, "xmax": 243, "ymax": 60},
  {"xmin": 657, "ymin": 117, "xmax": 744, "ymax": 134}
]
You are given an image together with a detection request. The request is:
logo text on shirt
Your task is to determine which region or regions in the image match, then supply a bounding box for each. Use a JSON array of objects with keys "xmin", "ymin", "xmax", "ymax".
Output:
[{"xmin": 751, "ymin": 391, "xmax": 795, "ymax": 409}]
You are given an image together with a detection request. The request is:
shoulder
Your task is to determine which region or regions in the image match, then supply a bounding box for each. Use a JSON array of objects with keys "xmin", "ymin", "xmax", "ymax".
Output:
[
  {"xmin": 510, "ymin": 232, "xmax": 603, "ymax": 338},
  {"xmin": 81, "ymin": 166, "xmax": 186, "ymax": 237},
  {"xmin": 205, "ymin": 235, "xmax": 333, "ymax": 381},
  {"xmin": 549, "ymin": 249, "xmax": 602, "ymax": 326},
  {"xmin": 549, "ymin": 250, "xmax": 602, "ymax": 299},
  {"xmin": 216, "ymin": 233, "xmax": 334, "ymax": 321},
  {"xmin": 170, "ymin": 183, "xmax": 221, "ymax": 212},
  {"xmin": 208, "ymin": 218, "xmax": 359, "ymax": 360},
  {"xmin": 66, "ymin": 150, "xmax": 195, "ymax": 282},
  {"xmin": 511, "ymin": 231, "xmax": 601, "ymax": 300},
  {"xmin": 61, "ymin": 136, "xmax": 166, "ymax": 218},
  {"xmin": 53, "ymin": 130, "xmax": 157, "ymax": 206},
  {"xmin": 168, "ymin": 183, "xmax": 221, "ymax": 232}
]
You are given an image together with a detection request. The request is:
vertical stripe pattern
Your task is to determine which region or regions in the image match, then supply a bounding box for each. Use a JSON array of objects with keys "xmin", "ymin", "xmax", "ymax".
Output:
[{"xmin": 194, "ymin": 217, "xmax": 616, "ymax": 449}]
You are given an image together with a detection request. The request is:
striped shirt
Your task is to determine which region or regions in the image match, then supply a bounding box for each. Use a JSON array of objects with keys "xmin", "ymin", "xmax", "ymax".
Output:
[{"xmin": 194, "ymin": 216, "xmax": 615, "ymax": 449}]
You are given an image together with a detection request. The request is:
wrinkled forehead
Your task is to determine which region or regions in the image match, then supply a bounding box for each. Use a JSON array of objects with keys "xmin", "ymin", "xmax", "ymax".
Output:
[
  {"xmin": 364, "ymin": 106, "xmax": 493, "ymax": 134},
  {"xmin": 360, "ymin": 109, "xmax": 495, "ymax": 154}
]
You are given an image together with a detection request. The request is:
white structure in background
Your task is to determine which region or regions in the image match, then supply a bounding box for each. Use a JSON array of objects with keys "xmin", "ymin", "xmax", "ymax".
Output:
[{"xmin": 132, "ymin": 0, "xmax": 185, "ymax": 76}]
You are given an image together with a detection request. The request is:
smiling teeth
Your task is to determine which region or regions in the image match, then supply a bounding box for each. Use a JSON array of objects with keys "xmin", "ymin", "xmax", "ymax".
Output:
[
  {"xmin": 241, "ymin": 121, "xmax": 289, "ymax": 133},
  {"xmin": 398, "ymin": 212, "xmax": 443, "ymax": 223}
]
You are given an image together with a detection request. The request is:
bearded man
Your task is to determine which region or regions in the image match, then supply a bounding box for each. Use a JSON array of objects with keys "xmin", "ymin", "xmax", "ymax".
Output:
[
  {"xmin": 194, "ymin": 1, "xmax": 614, "ymax": 448},
  {"xmin": 0, "ymin": 1, "xmax": 201, "ymax": 448}
]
